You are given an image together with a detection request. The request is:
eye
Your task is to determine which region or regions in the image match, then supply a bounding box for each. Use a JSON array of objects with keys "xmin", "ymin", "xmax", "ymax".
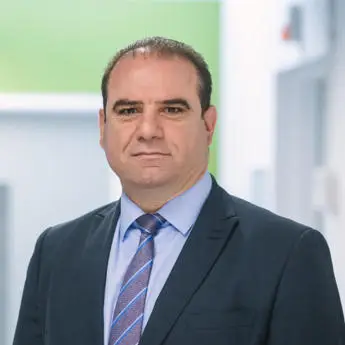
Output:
[
  {"xmin": 118, "ymin": 108, "xmax": 138, "ymax": 115},
  {"xmin": 164, "ymin": 106, "xmax": 184, "ymax": 114}
]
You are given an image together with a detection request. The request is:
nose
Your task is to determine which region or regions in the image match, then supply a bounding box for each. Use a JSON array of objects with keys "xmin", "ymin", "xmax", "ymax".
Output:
[{"xmin": 136, "ymin": 109, "xmax": 163, "ymax": 141}]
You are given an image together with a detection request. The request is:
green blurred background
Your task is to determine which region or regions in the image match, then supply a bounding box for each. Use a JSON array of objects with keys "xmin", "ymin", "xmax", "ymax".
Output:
[{"xmin": 0, "ymin": 0, "xmax": 220, "ymax": 173}]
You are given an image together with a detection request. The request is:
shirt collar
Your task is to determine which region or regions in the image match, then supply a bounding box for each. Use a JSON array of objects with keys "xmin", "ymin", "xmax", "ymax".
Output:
[{"xmin": 119, "ymin": 171, "xmax": 212, "ymax": 240}]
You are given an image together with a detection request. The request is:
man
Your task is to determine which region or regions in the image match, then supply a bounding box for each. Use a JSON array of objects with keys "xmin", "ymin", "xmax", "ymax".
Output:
[{"xmin": 14, "ymin": 37, "xmax": 344, "ymax": 345}]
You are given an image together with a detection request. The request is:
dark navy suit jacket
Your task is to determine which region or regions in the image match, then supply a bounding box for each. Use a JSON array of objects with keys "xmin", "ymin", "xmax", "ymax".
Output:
[{"xmin": 13, "ymin": 179, "xmax": 345, "ymax": 345}]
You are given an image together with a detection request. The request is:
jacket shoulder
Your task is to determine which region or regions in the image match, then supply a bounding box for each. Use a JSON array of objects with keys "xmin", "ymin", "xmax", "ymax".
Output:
[
  {"xmin": 42, "ymin": 201, "xmax": 118, "ymax": 245},
  {"xmin": 220, "ymin": 187, "xmax": 317, "ymax": 244}
]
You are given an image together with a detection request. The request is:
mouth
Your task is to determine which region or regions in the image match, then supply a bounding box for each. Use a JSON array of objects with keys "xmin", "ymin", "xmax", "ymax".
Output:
[{"xmin": 132, "ymin": 152, "xmax": 170, "ymax": 157}]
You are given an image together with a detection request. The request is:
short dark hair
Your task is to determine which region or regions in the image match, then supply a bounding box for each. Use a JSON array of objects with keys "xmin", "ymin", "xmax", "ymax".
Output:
[{"xmin": 101, "ymin": 36, "xmax": 212, "ymax": 117}]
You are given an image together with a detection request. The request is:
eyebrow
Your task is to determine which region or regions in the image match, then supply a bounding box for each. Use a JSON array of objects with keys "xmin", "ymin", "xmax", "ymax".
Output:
[
  {"xmin": 159, "ymin": 98, "xmax": 191, "ymax": 110},
  {"xmin": 111, "ymin": 98, "xmax": 191, "ymax": 111},
  {"xmin": 112, "ymin": 99, "xmax": 143, "ymax": 111}
]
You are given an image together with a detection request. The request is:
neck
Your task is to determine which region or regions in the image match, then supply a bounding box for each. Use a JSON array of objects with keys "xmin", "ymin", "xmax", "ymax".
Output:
[{"xmin": 123, "ymin": 168, "xmax": 207, "ymax": 213}]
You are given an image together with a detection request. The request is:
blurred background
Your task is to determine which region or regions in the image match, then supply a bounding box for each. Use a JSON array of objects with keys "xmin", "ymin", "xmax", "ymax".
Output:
[{"xmin": 0, "ymin": 0, "xmax": 344, "ymax": 343}]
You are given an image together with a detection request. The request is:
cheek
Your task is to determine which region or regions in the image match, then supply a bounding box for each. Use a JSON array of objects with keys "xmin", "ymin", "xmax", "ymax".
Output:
[
  {"xmin": 168, "ymin": 125, "xmax": 205, "ymax": 155},
  {"xmin": 103, "ymin": 124, "xmax": 130, "ymax": 152},
  {"xmin": 103, "ymin": 127, "xmax": 116, "ymax": 149},
  {"xmin": 102, "ymin": 130, "xmax": 123, "ymax": 165}
]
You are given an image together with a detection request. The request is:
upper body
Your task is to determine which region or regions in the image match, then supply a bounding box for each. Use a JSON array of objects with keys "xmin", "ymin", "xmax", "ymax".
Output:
[
  {"xmin": 13, "ymin": 175, "xmax": 345, "ymax": 345},
  {"xmin": 13, "ymin": 36, "xmax": 345, "ymax": 345}
]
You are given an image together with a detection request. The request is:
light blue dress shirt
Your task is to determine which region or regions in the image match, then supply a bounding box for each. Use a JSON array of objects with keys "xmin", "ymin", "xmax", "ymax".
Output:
[{"xmin": 103, "ymin": 171, "xmax": 212, "ymax": 345}]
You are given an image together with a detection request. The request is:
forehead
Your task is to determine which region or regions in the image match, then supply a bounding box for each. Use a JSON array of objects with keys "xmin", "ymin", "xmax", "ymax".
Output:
[{"xmin": 107, "ymin": 53, "xmax": 199, "ymax": 99}]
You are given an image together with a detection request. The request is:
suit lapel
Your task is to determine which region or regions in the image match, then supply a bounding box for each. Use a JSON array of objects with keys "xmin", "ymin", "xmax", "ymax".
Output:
[
  {"xmin": 139, "ymin": 181, "xmax": 239, "ymax": 345},
  {"xmin": 67, "ymin": 201, "xmax": 120, "ymax": 345}
]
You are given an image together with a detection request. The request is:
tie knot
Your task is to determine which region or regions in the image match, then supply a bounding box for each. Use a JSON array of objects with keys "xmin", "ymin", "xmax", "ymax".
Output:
[{"xmin": 133, "ymin": 213, "xmax": 167, "ymax": 236}]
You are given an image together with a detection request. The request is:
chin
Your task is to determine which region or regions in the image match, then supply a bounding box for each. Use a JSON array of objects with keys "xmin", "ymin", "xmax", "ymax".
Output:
[
  {"xmin": 138, "ymin": 177, "xmax": 167, "ymax": 187},
  {"xmin": 132, "ymin": 173, "xmax": 172, "ymax": 188}
]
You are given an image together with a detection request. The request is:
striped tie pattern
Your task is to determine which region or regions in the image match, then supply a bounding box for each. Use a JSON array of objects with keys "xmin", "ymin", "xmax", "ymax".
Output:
[{"xmin": 108, "ymin": 213, "xmax": 168, "ymax": 345}]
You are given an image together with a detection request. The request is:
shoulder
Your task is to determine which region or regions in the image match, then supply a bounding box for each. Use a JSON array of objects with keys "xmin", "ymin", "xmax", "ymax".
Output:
[
  {"xmin": 216, "ymin": 184, "xmax": 325, "ymax": 251},
  {"xmin": 38, "ymin": 201, "xmax": 119, "ymax": 249},
  {"xmin": 215, "ymin": 186, "xmax": 333, "ymax": 284},
  {"xmin": 231, "ymin": 193, "xmax": 307, "ymax": 234}
]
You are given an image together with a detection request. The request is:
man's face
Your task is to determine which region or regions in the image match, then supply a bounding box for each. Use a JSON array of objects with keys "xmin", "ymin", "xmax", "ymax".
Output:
[{"xmin": 99, "ymin": 53, "xmax": 217, "ymax": 191}]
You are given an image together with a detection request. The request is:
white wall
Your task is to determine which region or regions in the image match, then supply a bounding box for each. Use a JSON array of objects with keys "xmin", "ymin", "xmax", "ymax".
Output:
[
  {"xmin": 0, "ymin": 109, "xmax": 113, "ymax": 344},
  {"xmin": 324, "ymin": 0, "xmax": 345, "ymax": 307},
  {"xmin": 275, "ymin": 60, "xmax": 328, "ymax": 228},
  {"xmin": 219, "ymin": 0, "xmax": 278, "ymax": 210},
  {"xmin": 219, "ymin": 0, "xmax": 332, "ymax": 210}
]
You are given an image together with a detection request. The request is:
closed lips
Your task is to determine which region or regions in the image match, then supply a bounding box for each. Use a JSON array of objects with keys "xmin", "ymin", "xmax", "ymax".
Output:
[{"xmin": 132, "ymin": 152, "xmax": 170, "ymax": 156}]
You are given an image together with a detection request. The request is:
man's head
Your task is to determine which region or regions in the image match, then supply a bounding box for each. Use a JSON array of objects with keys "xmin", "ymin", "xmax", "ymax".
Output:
[
  {"xmin": 101, "ymin": 37, "xmax": 212, "ymax": 118},
  {"xmin": 99, "ymin": 36, "xmax": 217, "ymax": 204}
]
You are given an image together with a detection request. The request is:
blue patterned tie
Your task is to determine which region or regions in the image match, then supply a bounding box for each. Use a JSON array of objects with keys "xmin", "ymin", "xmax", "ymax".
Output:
[{"xmin": 108, "ymin": 213, "xmax": 167, "ymax": 345}]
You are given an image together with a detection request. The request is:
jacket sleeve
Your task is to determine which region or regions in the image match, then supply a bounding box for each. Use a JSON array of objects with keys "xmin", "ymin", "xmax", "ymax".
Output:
[
  {"xmin": 13, "ymin": 229, "xmax": 49, "ymax": 345},
  {"xmin": 267, "ymin": 228, "xmax": 345, "ymax": 345}
]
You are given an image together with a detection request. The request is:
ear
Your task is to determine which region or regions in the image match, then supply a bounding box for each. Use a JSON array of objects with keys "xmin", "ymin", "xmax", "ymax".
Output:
[
  {"xmin": 203, "ymin": 105, "xmax": 217, "ymax": 146},
  {"xmin": 99, "ymin": 108, "xmax": 105, "ymax": 149}
]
